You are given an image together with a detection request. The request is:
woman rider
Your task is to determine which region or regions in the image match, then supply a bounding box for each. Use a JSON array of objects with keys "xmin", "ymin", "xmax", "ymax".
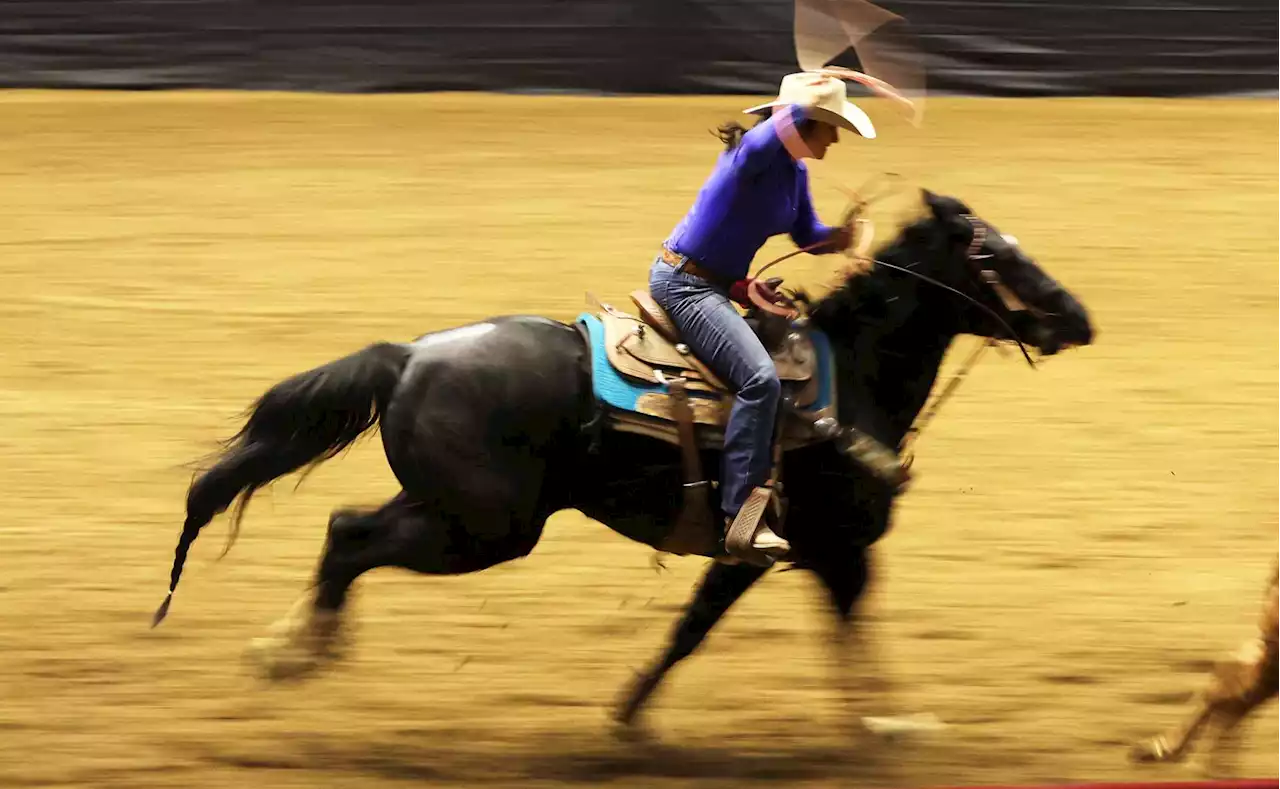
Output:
[{"xmin": 649, "ymin": 72, "xmax": 879, "ymax": 562}]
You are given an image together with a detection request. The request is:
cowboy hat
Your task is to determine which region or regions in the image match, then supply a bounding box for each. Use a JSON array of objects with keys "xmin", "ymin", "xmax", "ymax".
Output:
[{"xmin": 743, "ymin": 71, "xmax": 876, "ymax": 139}]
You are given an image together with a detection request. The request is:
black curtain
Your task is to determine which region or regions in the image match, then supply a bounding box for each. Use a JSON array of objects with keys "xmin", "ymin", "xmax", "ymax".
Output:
[{"xmin": 0, "ymin": 0, "xmax": 1273, "ymax": 96}]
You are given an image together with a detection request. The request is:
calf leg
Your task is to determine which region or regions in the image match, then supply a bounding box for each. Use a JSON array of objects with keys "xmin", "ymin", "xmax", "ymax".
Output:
[{"xmin": 1130, "ymin": 636, "xmax": 1278, "ymax": 765}]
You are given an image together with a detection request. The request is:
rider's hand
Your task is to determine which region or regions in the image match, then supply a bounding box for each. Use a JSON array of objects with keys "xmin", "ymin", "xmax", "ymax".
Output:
[
  {"xmin": 756, "ymin": 279, "xmax": 786, "ymax": 305},
  {"xmin": 827, "ymin": 224, "xmax": 855, "ymax": 252},
  {"xmin": 729, "ymin": 277, "xmax": 786, "ymax": 307}
]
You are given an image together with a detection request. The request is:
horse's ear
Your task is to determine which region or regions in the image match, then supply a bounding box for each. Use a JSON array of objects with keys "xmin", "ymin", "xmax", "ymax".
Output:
[{"xmin": 921, "ymin": 189, "xmax": 943, "ymax": 215}]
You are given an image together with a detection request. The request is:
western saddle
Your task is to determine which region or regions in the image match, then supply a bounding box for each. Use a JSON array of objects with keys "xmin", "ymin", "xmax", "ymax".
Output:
[{"xmin": 587, "ymin": 285, "xmax": 908, "ymax": 564}]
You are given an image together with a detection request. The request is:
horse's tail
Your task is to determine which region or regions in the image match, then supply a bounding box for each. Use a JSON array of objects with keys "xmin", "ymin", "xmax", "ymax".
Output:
[{"xmin": 151, "ymin": 341, "xmax": 411, "ymax": 627}]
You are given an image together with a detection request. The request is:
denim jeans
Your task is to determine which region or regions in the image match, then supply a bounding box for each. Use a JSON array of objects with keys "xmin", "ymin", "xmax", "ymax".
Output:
[{"xmin": 648, "ymin": 255, "xmax": 782, "ymax": 518}]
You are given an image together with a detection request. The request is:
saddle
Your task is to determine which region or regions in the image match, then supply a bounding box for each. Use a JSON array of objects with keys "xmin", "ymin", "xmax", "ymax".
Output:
[
  {"xmin": 579, "ymin": 285, "xmax": 842, "ymax": 562},
  {"xmin": 595, "ymin": 289, "xmax": 836, "ymax": 444},
  {"xmin": 580, "ymin": 283, "xmax": 908, "ymax": 562}
]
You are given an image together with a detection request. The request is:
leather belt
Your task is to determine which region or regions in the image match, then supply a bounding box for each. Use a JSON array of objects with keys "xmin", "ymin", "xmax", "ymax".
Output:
[{"xmin": 660, "ymin": 247, "xmax": 734, "ymax": 289}]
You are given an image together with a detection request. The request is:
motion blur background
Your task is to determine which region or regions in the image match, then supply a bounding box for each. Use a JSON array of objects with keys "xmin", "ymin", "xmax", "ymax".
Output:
[{"xmin": 0, "ymin": 2, "xmax": 1276, "ymax": 788}]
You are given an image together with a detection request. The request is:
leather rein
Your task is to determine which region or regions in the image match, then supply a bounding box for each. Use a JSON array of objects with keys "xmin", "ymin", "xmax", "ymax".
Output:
[{"xmin": 746, "ymin": 178, "xmax": 1039, "ymax": 467}]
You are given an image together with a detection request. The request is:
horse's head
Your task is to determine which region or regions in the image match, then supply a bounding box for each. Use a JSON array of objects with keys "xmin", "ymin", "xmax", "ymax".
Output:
[{"xmin": 910, "ymin": 190, "xmax": 1095, "ymax": 356}]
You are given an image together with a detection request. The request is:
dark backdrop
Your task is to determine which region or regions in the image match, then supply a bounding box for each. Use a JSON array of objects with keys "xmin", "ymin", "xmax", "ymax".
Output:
[{"xmin": 0, "ymin": 1, "xmax": 1274, "ymax": 96}]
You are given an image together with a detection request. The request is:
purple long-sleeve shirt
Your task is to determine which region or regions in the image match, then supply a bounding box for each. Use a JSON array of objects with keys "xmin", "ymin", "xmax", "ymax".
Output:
[{"xmin": 664, "ymin": 105, "xmax": 836, "ymax": 281}]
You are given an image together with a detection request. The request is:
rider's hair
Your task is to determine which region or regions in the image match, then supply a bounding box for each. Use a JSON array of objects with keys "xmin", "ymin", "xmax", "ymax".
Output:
[{"xmin": 715, "ymin": 113, "xmax": 816, "ymax": 153}]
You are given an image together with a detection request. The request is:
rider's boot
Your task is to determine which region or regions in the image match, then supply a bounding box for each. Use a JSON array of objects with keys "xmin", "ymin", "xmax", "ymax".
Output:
[
  {"xmin": 812, "ymin": 417, "xmax": 912, "ymax": 492},
  {"xmin": 752, "ymin": 523, "xmax": 791, "ymax": 554},
  {"xmin": 724, "ymin": 486, "xmax": 790, "ymax": 566}
]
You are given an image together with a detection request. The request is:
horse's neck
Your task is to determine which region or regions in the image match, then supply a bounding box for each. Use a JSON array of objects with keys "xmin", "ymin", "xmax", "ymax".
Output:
[
  {"xmin": 869, "ymin": 323, "xmax": 955, "ymax": 446},
  {"xmin": 824, "ymin": 283, "xmax": 956, "ymax": 448}
]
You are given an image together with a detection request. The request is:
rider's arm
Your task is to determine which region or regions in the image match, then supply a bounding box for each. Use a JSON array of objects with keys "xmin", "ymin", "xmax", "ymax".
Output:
[
  {"xmin": 790, "ymin": 168, "xmax": 839, "ymax": 252},
  {"xmin": 732, "ymin": 104, "xmax": 808, "ymax": 176}
]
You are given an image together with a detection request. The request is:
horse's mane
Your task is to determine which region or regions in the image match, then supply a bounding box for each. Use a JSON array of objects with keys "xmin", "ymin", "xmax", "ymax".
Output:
[{"xmin": 795, "ymin": 212, "xmax": 941, "ymax": 327}]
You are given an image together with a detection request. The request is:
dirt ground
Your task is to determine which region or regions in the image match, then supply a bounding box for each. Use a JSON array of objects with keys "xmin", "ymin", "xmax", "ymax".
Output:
[{"xmin": 0, "ymin": 90, "xmax": 1276, "ymax": 789}]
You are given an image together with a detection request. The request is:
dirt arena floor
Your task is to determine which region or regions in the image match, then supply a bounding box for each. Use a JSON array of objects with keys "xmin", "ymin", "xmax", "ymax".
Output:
[{"xmin": 0, "ymin": 90, "xmax": 1276, "ymax": 788}]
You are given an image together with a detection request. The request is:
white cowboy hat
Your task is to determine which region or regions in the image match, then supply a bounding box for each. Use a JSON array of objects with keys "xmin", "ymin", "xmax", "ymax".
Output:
[{"xmin": 743, "ymin": 71, "xmax": 877, "ymax": 140}]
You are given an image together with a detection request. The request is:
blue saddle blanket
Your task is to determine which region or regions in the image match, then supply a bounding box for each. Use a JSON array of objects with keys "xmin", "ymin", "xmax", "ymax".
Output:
[{"xmin": 575, "ymin": 312, "xmax": 834, "ymax": 417}]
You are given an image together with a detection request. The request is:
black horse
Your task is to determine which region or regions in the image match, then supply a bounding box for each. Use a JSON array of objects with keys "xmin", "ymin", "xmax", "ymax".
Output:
[{"xmin": 152, "ymin": 190, "xmax": 1094, "ymax": 728}]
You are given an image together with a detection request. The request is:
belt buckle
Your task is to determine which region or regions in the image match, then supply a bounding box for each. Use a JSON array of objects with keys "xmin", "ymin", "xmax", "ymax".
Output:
[{"xmin": 663, "ymin": 247, "xmax": 687, "ymax": 271}]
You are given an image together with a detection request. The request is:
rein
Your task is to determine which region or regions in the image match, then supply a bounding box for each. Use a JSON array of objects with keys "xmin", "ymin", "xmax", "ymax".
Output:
[
  {"xmin": 866, "ymin": 239, "xmax": 1034, "ymax": 466},
  {"xmin": 748, "ymin": 176, "xmax": 1040, "ymax": 466},
  {"xmin": 745, "ymin": 173, "xmax": 900, "ymax": 316},
  {"xmin": 898, "ymin": 338, "xmax": 991, "ymax": 469},
  {"xmin": 868, "ymin": 256, "xmax": 1034, "ymax": 367}
]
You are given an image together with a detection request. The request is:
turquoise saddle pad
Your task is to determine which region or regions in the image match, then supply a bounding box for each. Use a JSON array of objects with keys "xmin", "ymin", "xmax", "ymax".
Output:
[{"xmin": 575, "ymin": 312, "xmax": 834, "ymax": 417}]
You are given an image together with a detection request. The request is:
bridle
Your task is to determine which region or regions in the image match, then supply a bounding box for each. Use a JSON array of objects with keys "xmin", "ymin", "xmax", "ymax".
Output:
[
  {"xmin": 735, "ymin": 69, "xmax": 1056, "ymax": 473},
  {"xmin": 748, "ymin": 185, "xmax": 1047, "ymax": 470},
  {"xmin": 960, "ymin": 213, "xmax": 1048, "ymax": 322},
  {"xmin": 893, "ymin": 211, "xmax": 1043, "ymax": 467}
]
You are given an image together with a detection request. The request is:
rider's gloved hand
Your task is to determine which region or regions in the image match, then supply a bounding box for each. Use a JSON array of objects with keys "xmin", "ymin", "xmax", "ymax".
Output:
[
  {"xmin": 729, "ymin": 277, "xmax": 786, "ymax": 307},
  {"xmin": 826, "ymin": 224, "xmax": 855, "ymax": 252}
]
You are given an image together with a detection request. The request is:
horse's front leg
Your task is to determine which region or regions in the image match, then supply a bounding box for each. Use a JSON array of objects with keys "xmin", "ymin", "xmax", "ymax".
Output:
[
  {"xmin": 811, "ymin": 546, "xmax": 888, "ymax": 728},
  {"xmin": 812, "ymin": 546, "xmax": 935, "ymax": 739},
  {"xmin": 613, "ymin": 559, "xmax": 769, "ymax": 730}
]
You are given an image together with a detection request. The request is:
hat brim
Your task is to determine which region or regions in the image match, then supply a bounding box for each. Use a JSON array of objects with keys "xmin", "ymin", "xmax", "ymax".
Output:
[{"xmin": 742, "ymin": 100, "xmax": 877, "ymax": 140}]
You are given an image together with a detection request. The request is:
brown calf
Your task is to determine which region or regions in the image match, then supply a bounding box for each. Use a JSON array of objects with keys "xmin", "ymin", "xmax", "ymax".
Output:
[{"xmin": 1131, "ymin": 558, "xmax": 1280, "ymax": 773}]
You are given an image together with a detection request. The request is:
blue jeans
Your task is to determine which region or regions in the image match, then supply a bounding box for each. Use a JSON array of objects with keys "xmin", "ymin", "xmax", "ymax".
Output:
[{"xmin": 649, "ymin": 255, "xmax": 781, "ymax": 518}]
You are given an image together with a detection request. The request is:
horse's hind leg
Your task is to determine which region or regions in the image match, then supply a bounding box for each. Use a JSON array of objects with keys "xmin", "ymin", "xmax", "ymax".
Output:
[
  {"xmin": 244, "ymin": 494, "xmax": 410, "ymax": 681},
  {"xmin": 247, "ymin": 492, "xmax": 536, "ymax": 681},
  {"xmin": 312, "ymin": 494, "xmax": 416, "ymax": 613}
]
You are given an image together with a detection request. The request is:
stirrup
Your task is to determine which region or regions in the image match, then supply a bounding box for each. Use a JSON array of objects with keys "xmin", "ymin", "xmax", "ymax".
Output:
[{"xmin": 724, "ymin": 487, "xmax": 790, "ymax": 566}]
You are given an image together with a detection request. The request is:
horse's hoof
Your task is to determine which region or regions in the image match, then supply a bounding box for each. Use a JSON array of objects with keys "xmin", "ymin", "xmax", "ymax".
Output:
[
  {"xmin": 611, "ymin": 720, "xmax": 655, "ymax": 744},
  {"xmin": 1128, "ymin": 736, "xmax": 1172, "ymax": 763},
  {"xmin": 609, "ymin": 699, "xmax": 654, "ymax": 744},
  {"xmin": 859, "ymin": 712, "xmax": 947, "ymax": 740},
  {"xmin": 612, "ymin": 671, "xmax": 661, "ymax": 728},
  {"xmin": 243, "ymin": 637, "xmax": 321, "ymax": 683},
  {"xmin": 242, "ymin": 637, "xmax": 282, "ymax": 679},
  {"xmin": 243, "ymin": 638, "xmax": 278, "ymax": 680}
]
